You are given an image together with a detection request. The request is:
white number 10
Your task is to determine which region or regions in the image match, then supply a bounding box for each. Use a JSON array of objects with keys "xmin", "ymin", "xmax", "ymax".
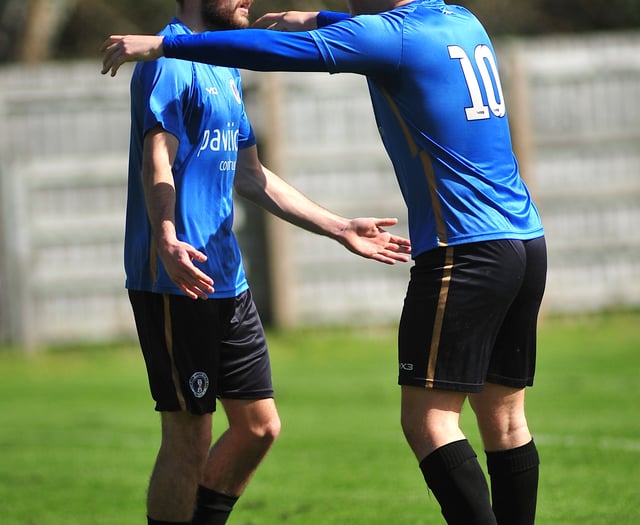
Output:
[{"xmin": 448, "ymin": 44, "xmax": 506, "ymax": 121}]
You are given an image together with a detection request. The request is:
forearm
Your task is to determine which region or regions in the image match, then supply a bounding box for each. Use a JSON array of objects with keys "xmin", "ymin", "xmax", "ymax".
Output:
[{"xmin": 235, "ymin": 154, "xmax": 348, "ymax": 241}]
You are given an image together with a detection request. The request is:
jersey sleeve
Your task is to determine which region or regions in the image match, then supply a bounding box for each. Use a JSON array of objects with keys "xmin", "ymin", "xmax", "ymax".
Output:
[
  {"xmin": 235, "ymin": 70, "xmax": 256, "ymax": 150},
  {"xmin": 317, "ymin": 11, "xmax": 350, "ymax": 27},
  {"xmin": 162, "ymin": 15, "xmax": 402, "ymax": 76},
  {"xmin": 134, "ymin": 58, "xmax": 189, "ymax": 140},
  {"xmin": 164, "ymin": 30, "xmax": 328, "ymax": 72}
]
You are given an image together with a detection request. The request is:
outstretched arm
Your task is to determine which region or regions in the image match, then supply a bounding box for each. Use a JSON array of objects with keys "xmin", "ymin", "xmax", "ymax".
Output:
[
  {"xmin": 234, "ymin": 146, "xmax": 410, "ymax": 265},
  {"xmin": 101, "ymin": 15, "xmax": 396, "ymax": 77}
]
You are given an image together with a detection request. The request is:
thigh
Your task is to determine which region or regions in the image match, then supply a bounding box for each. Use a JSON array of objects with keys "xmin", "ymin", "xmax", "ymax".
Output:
[
  {"xmin": 398, "ymin": 240, "xmax": 526, "ymax": 393},
  {"xmin": 486, "ymin": 236, "xmax": 547, "ymax": 388}
]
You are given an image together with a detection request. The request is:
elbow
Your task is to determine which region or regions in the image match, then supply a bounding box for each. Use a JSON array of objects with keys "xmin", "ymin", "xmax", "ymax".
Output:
[
  {"xmin": 234, "ymin": 166, "xmax": 267, "ymax": 202},
  {"xmin": 233, "ymin": 177, "xmax": 253, "ymax": 200}
]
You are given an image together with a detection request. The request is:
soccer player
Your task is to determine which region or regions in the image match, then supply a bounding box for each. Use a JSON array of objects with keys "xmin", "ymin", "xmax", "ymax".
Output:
[
  {"xmin": 102, "ymin": 1, "xmax": 546, "ymax": 524},
  {"xmin": 104, "ymin": 1, "xmax": 411, "ymax": 524}
]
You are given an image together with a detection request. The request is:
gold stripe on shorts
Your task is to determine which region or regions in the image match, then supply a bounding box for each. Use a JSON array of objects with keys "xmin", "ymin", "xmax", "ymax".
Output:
[
  {"xmin": 163, "ymin": 294, "xmax": 186, "ymax": 411},
  {"xmin": 425, "ymin": 247, "xmax": 455, "ymax": 388}
]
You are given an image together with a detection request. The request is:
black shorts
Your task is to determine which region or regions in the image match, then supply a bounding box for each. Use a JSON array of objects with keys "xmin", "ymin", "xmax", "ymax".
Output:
[
  {"xmin": 129, "ymin": 289, "xmax": 274, "ymax": 415},
  {"xmin": 398, "ymin": 237, "xmax": 547, "ymax": 392}
]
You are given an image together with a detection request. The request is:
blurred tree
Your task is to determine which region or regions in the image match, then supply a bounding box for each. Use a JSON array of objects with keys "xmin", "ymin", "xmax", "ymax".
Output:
[
  {"xmin": 462, "ymin": 0, "xmax": 640, "ymax": 35},
  {"xmin": 0, "ymin": 0, "xmax": 638, "ymax": 63}
]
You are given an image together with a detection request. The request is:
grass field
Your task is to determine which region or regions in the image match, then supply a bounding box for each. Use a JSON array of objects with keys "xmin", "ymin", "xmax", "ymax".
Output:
[{"xmin": 0, "ymin": 310, "xmax": 639, "ymax": 524}]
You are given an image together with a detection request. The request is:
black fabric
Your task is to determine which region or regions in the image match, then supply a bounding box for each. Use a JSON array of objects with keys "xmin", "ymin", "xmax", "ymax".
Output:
[
  {"xmin": 147, "ymin": 517, "xmax": 190, "ymax": 525},
  {"xmin": 399, "ymin": 237, "xmax": 547, "ymax": 392},
  {"xmin": 191, "ymin": 486, "xmax": 239, "ymax": 525},
  {"xmin": 486, "ymin": 440, "xmax": 540, "ymax": 525},
  {"xmin": 420, "ymin": 439, "xmax": 497, "ymax": 525}
]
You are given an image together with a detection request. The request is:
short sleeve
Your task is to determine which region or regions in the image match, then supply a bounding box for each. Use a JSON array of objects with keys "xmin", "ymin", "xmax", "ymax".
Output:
[{"xmin": 133, "ymin": 58, "xmax": 189, "ymax": 140}]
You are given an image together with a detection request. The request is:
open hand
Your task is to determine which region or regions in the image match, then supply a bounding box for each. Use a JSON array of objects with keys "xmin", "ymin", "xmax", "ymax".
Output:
[
  {"xmin": 157, "ymin": 240, "xmax": 214, "ymax": 300},
  {"xmin": 340, "ymin": 217, "xmax": 411, "ymax": 265}
]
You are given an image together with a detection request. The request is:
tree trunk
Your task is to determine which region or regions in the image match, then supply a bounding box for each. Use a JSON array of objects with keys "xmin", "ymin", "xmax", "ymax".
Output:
[{"xmin": 18, "ymin": 0, "xmax": 77, "ymax": 62}]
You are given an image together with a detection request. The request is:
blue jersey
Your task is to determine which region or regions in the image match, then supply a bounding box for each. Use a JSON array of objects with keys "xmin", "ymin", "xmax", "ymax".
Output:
[
  {"xmin": 163, "ymin": 0, "xmax": 543, "ymax": 258},
  {"xmin": 126, "ymin": 18, "xmax": 256, "ymax": 298}
]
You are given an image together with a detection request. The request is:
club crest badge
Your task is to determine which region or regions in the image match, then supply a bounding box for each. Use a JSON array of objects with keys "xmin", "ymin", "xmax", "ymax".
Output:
[
  {"xmin": 189, "ymin": 372, "xmax": 209, "ymax": 399},
  {"xmin": 229, "ymin": 78, "xmax": 242, "ymax": 105}
]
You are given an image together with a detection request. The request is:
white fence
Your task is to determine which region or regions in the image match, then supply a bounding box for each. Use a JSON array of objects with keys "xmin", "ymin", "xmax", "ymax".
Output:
[
  {"xmin": 1, "ymin": 32, "xmax": 639, "ymax": 347},
  {"xmin": 504, "ymin": 33, "xmax": 640, "ymax": 311}
]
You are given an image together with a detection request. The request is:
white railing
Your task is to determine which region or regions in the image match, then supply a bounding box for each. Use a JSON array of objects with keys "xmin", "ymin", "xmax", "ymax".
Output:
[{"xmin": 1, "ymin": 32, "xmax": 639, "ymax": 347}]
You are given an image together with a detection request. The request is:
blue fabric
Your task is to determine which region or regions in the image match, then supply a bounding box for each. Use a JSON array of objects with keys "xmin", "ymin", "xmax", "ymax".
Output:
[
  {"xmin": 317, "ymin": 11, "xmax": 350, "ymax": 27},
  {"xmin": 126, "ymin": 18, "xmax": 255, "ymax": 297},
  {"xmin": 163, "ymin": 1, "xmax": 543, "ymax": 257}
]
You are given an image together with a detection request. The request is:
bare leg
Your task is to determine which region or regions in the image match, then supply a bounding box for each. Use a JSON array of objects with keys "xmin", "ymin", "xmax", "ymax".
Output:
[
  {"xmin": 201, "ymin": 398, "xmax": 281, "ymax": 495},
  {"xmin": 470, "ymin": 384, "xmax": 539, "ymax": 525},
  {"xmin": 469, "ymin": 383, "xmax": 531, "ymax": 451},
  {"xmin": 400, "ymin": 386, "xmax": 466, "ymax": 460},
  {"xmin": 401, "ymin": 386, "xmax": 496, "ymax": 525},
  {"xmin": 147, "ymin": 411, "xmax": 213, "ymax": 522}
]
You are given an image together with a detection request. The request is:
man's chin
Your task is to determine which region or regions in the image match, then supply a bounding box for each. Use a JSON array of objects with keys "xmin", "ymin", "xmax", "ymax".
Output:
[{"xmin": 235, "ymin": 14, "xmax": 250, "ymax": 29}]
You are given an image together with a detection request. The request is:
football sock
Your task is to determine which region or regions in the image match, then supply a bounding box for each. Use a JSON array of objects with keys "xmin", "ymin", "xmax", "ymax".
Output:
[
  {"xmin": 147, "ymin": 518, "xmax": 190, "ymax": 525},
  {"xmin": 191, "ymin": 486, "xmax": 239, "ymax": 525},
  {"xmin": 486, "ymin": 439, "xmax": 540, "ymax": 525},
  {"xmin": 420, "ymin": 439, "xmax": 497, "ymax": 525}
]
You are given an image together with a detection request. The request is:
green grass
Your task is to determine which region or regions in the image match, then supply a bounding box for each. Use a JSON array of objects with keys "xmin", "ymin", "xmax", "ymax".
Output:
[{"xmin": 0, "ymin": 310, "xmax": 639, "ymax": 524}]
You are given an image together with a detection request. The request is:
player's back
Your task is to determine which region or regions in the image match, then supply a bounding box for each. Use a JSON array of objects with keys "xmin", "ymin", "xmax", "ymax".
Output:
[
  {"xmin": 364, "ymin": 2, "xmax": 542, "ymax": 252},
  {"xmin": 372, "ymin": 2, "xmax": 515, "ymax": 183}
]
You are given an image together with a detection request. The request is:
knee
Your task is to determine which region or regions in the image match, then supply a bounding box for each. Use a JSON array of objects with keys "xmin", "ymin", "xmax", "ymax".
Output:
[
  {"xmin": 229, "ymin": 411, "xmax": 281, "ymax": 453},
  {"xmin": 472, "ymin": 405, "xmax": 530, "ymax": 450},
  {"xmin": 252, "ymin": 413, "xmax": 281, "ymax": 448}
]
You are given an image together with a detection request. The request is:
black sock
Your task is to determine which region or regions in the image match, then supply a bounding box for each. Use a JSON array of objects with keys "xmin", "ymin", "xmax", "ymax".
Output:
[
  {"xmin": 486, "ymin": 440, "xmax": 540, "ymax": 525},
  {"xmin": 420, "ymin": 439, "xmax": 497, "ymax": 525},
  {"xmin": 147, "ymin": 518, "xmax": 190, "ymax": 525},
  {"xmin": 191, "ymin": 486, "xmax": 239, "ymax": 525}
]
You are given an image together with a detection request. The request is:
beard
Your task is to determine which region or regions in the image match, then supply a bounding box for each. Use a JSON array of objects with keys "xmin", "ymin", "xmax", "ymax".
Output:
[{"xmin": 201, "ymin": 1, "xmax": 251, "ymax": 30}]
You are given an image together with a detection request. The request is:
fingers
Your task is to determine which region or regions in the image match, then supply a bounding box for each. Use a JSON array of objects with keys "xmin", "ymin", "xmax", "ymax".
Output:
[
  {"xmin": 372, "ymin": 217, "xmax": 399, "ymax": 228},
  {"xmin": 100, "ymin": 37, "xmax": 125, "ymax": 76},
  {"xmin": 252, "ymin": 11, "xmax": 318, "ymax": 31},
  {"xmin": 181, "ymin": 278, "xmax": 214, "ymax": 300},
  {"xmin": 372, "ymin": 218, "xmax": 411, "ymax": 254},
  {"xmin": 380, "ymin": 247, "xmax": 411, "ymax": 264},
  {"xmin": 387, "ymin": 234, "xmax": 412, "ymax": 253},
  {"xmin": 99, "ymin": 35, "xmax": 124, "ymax": 52},
  {"xmin": 369, "ymin": 248, "xmax": 410, "ymax": 265},
  {"xmin": 159, "ymin": 244, "xmax": 215, "ymax": 300},
  {"xmin": 100, "ymin": 35, "xmax": 164, "ymax": 77},
  {"xmin": 252, "ymin": 13, "xmax": 282, "ymax": 28},
  {"xmin": 179, "ymin": 270, "xmax": 214, "ymax": 300},
  {"xmin": 181, "ymin": 248, "xmax": 214, "ymax": 299}
]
